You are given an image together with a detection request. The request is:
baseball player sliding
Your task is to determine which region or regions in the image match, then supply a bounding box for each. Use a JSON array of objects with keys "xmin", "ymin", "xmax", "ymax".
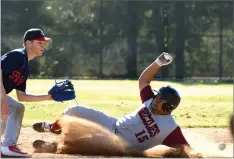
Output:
[
  {"xmin": 32, "ymin": 52, "xmax": 198, "ymax": 157},
  {"xmin": 1, "ymin": 28, "xmax": 54, "ymax": 158}
]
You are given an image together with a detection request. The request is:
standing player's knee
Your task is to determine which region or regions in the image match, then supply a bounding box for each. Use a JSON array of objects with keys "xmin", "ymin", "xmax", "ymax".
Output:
[
  {"xmin": 15, "ymin": 103, "xmax": 25, "ymax": 114},
  {"xmin": 9, "ymin": 102, "xmax": 25, "ymax": 119}
]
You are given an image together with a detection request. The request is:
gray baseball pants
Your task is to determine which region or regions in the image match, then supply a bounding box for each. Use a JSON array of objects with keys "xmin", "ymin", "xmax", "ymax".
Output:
[{"xmin": 1, "ymin": 96, "xmax": 25, "ymax": 146}]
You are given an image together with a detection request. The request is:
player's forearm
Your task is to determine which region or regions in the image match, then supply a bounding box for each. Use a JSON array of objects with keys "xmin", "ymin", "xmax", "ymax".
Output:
[
  {"xmin": 139, "ymin": 53, "xmax": 172, "ymax": 91},
  {"xmin": 139, "ymin": 62, "xmax": 160, "ymax": 86},
  {"xmin": 17, "ymin": 92, "xmax": 52, "ymax": 102},
  {"xmin": 1, "ymin": 84, "xmax": 7, "ymax": 97},
  {"xmin": 144, "ymin": 145, "xmax": 176, "ymax": 157}
]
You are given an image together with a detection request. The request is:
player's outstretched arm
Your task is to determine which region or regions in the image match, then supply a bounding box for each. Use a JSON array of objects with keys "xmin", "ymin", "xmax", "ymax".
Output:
[
  {"xmin": 144, "ymin": 145, "xmax": 202, "ymax": 158},
  {"xmin": 16, "ymin": 90, "xmax": 52, "ymax": 102},
  {"xmin": 138, "ymin": 52, "xmax": 173, "ymax": 91}
]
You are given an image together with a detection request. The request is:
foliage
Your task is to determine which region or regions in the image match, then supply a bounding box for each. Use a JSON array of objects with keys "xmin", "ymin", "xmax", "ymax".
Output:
[{"xmin": 1, "ymin": 0, "xmax": 233, "ymax": 79}]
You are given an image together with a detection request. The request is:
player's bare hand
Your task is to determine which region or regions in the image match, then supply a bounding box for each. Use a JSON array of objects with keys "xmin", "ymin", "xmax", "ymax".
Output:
[
  {"xmin": 155, "ymin": 52, "xmax": 173, "ymax": 67},
  {"xmin": 1, "ymin": 93, "xmax": 8, "ymax": 115},
  {"xmin": 47, "ymin": 94, "xmax": 53, "ymax": 100}
]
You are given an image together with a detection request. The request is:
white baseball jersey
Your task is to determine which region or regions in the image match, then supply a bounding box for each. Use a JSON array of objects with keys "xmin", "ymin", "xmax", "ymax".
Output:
[
  {"xmin": 56, "ymin": 85, "xmax": 188, "ymax": 151},
  {"xmin": 116, "ymin": 98, "xmax": 178, "ymax": 151}
]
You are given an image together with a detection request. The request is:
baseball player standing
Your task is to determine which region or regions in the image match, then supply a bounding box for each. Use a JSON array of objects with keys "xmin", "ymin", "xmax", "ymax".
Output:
[
  {"xmin": 33, "ymin": 52, "xmax": 190, "ymax": 152},
  {"xmin": 1, "ymin": 28, "xmax": 53, "ymax": 157}
]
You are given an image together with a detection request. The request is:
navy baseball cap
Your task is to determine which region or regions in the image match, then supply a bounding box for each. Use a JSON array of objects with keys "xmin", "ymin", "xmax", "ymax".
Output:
[
  {"xmin": 23, "ymin": 28, "xmax": 52, "ymax": 43},
  {"xmin": 153, "ymin": 85, "xmax": 181, "ymax": 108}
]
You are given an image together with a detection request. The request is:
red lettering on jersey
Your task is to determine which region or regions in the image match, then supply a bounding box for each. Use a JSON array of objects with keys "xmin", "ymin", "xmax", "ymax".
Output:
[
  {"xmin": 138, "ymin": 107, "xmax": 150, "ymax": 117},
  {"xmin": 145, "ymin": 117, "xmax": 154, "ymax": 126},
  {"xmin": 9, "ymin": 71, "xmax": 25, "ymax": 86},
  {"xmin": 9, "ymin": 71, "xmax": 20, "ymax": 79},
  {"xmin": 148, "ymin": 124, "xmax": 160, "ymax": 137},
  {"xmin": 137, "ymin": 107, "xmax": 160, "ymax": 142},
  {"xmin": 14, "ymin": 76, "xmax": 25, "ymax": 86}
]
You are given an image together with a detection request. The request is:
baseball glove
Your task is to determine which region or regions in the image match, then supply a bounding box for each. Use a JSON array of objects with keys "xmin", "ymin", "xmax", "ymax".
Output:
[{"xmin": 48, "ymin": 79, "xmax": 76, "ymax": 102}]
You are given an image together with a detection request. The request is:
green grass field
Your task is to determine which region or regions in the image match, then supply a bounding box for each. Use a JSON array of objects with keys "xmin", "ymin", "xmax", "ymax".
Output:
[{"xmin": 8, "ymin": 79, "xmax": 232, "ymax": 128}]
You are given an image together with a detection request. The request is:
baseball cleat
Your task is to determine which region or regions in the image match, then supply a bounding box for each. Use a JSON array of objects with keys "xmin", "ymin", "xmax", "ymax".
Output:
[
  {"xmin": 32, "ymin": 140, "xmax": 57, "ymax": 153},
  {"xmin": 1, "ymin": 145, "xmax": 32, "ymax": 158},
  {"xmin": 32, "ymin": 122, "xmax": 61, "ymax": 134}
]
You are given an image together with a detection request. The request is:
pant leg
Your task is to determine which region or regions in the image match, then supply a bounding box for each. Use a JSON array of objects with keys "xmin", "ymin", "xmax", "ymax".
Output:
[
  {"xmin": 63, "ymin": 105, "xmax": 117, "ymax": 133},
  {"xmin": 1, "ymin": 96, "xmax": 25, "ymax": 146},
  {"xmin": 1, "ymin": 115, "xmax": 7, "ymax": 137}
]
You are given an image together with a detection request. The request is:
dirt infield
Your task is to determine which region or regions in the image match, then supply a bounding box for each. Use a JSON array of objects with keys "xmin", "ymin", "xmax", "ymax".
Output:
[{"xmin": 15, "ymin": 127, "xmax": 233, "ymax": 158}]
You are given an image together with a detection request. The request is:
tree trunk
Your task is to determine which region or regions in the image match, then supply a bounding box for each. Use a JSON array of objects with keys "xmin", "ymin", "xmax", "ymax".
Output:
[
  {"xmin": 126, "ymin": 1, "xmax": 138, "ymax": 78},
  {"xmin": 175, "ymin": 1, "xmax": 185, "ymax": 81},
  {"xmin": 161, "ymin": 1, "xmax": 170, "ymax": 80}
]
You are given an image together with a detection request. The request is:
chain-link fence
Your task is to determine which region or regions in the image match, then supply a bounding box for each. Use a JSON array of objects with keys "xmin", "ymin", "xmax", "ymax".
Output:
[{"xmin": 1, "ymin": 0, "xmax": 233, "ymax": 80}]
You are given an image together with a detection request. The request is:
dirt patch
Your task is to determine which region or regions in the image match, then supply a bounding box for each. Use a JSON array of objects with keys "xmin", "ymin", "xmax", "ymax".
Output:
[{"xmin": 16, "ymin": 127, "xmax": 233, "ymax": 158}]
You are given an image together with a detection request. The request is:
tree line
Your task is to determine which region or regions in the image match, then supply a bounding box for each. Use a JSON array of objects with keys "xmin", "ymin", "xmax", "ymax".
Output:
[{"xmin": 1, "ymin": 0, "xmax": 233, "ymax": 80}]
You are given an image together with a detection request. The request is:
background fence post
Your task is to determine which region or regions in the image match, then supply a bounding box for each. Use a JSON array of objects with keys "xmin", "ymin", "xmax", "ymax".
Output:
[
  {"xmin": 162, "ymin": 1, "xmax": 169, "ymax": 80},
  {"xmin": 219, "ymin": 5, "xmax": 223, "ymax": 81},
  {"xmin": 99, "ymin": 0, "xmax": 104, "ymax": 78}
]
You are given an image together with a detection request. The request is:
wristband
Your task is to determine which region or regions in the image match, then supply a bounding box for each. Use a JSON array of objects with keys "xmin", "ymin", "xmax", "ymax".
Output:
[{"xmin": 155, "ymin": 58, "xmax": 162, "ymax": 67}]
